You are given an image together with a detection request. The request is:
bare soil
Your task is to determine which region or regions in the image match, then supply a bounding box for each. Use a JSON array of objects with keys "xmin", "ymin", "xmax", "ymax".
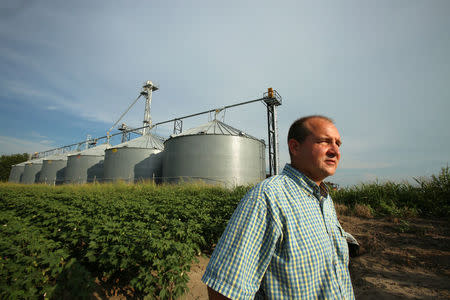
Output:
[{"xmin": 183, "ymin": 216, "xmax": 450, "ymax": 300}]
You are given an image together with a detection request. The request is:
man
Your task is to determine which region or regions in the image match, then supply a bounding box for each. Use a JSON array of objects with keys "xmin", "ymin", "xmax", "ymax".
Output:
[{"xmin": 202, "ymin": 115, "xmax": 355, "ymax": 299}]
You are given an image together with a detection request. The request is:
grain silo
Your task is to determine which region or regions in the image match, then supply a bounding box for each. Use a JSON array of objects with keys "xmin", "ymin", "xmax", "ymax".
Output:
[
  {"xmin": 103, "ymin": 134, "xmax": 164, "ymax": 182},
  {"xmin": 162, "ymin": 120, "xmax": 266, "ymax": 187},
  {"xmin": 21, "ymin": 158, "xmax": 44, "ymax": 184},
  {"xmin": 64, "ymin": 144, "xmax": 109, "ymax": 184},
  {"xmin": 37, "ymin": 154, "xmax": 69, "ymax": 185},
  {"xmin": 8, "ymin": 162, "xmax": 27, "ymax": 183}
]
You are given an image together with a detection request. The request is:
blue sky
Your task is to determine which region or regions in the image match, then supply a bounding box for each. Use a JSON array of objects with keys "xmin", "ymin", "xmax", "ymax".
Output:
[{"xmin": 0, "ymin": 0, "xmax": 449, "ymax": 186}]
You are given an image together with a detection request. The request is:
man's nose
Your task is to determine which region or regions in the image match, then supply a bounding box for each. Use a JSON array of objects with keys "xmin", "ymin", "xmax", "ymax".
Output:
[{"xmin": 327, "ymin": 143, "xmax": 340, "ymax": 158}]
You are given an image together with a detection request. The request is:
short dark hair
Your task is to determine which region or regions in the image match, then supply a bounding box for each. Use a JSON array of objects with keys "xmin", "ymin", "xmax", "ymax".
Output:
[{"xmin": 287, "ymin": 115, "xmax": 334, "ymax": 144}]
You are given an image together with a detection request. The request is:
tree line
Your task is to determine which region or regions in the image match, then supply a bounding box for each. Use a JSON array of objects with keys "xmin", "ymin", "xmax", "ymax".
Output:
[{"xmin": 0, "ymin": 153, "xmax": 29, "ymax": 181}]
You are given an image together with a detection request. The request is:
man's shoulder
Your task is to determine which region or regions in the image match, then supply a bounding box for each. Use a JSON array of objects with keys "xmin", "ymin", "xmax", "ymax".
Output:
[
  {"xmin": 250, "ymin": 173, "xmax": 299, "ymax": 195},
  {"xmin": 256, "ymin": 174, "xmax": 288, "ymax": 188}
]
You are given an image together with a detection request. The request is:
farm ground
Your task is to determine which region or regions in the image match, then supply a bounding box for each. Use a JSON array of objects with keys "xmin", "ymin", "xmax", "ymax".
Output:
[
  {"xmin": 92, "ymin": 215, "xmax": 450, "ymax": 299},
  {"xmin": 182, "ymin": 216, "xmax": 450, "ymax": 300}
]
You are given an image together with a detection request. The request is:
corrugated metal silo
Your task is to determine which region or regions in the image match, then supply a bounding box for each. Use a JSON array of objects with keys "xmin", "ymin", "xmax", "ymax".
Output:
[
  {"xmin": 21, "ymin": 158, "xmax": 44, "ymax": 184},
  {"xmin": 8, "ymin": 162, "xmax": 27, "ymax": 183},
  {"xmin": 37, "ymin": 154, "xmax": 69, "ymax": 185},
  {"xmin": 64, "ymin": 144, "xmax": 109, "ymax": 184},
  {"xmin": 103, "ymin": 134, "xmax": 164, "ymax": 182},
  {"xmin": 162, "ymin": 120, "xmax": 266, "ymax": 187}
]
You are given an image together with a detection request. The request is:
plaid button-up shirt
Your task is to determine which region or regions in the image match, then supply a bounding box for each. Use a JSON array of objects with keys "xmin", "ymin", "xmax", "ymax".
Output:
[{"xmin": 202, "ymin": 164, "xmax": 355, "ymax": 299}]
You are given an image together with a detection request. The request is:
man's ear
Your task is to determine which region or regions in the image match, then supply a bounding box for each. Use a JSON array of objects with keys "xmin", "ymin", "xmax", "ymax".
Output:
[{"xmin": 288, "ymin": 138, "xmax": 300, "ymax": 156}]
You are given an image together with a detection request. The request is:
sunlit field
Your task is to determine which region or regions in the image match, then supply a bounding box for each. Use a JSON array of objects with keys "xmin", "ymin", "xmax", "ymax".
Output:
[{"xmin": 1, "ymin": 167, "xmax": 448, "ymax": 299}]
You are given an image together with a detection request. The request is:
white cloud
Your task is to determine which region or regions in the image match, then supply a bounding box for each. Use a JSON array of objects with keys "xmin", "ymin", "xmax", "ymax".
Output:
[
  {"xmin": 1, "ymin": 78, "xmax": 115, "ymax": 125},
  {"xmin": 2, "ymin": 79, "xmax": 70, "ymax": 108},
  {"xmin": 0, "ymin": 135, "xmax": 56, "ymax": 155},
  {"xmin": 30, "ymin": 131, "xmax": 48, "ymax": 139},
  {"xmin": 39, "ymin": 140, "xmax": 54, "ymax": 145}
]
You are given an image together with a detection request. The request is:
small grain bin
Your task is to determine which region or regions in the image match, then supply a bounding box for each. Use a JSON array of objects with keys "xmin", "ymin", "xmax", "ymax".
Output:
[
  {"xmin": 103, "ymin": 134, "xmax": 164, "ymax": 182},
  {"xmin": 8, "ymin": 161, "xmax": 27, "ymax": 183},
  {"xmin": 37, "ymin": 154, "xmax": 69, "ymax": 185},
  {"xmin": 64, "ymin": 144, "xmax": 109, "ymax": 184},
  {"xmin": 21, "ymin": 158, "xmax": 44, "ymax": 184},
  {"xmin": 162, "ymin": 120, "xmax": 266, "ymax": 187}
]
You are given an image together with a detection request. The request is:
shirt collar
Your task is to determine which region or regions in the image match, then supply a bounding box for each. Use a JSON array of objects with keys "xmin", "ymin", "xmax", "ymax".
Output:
[{"xmin": 282, "ymin": 164, "xmax": 329, "ymax": 199}]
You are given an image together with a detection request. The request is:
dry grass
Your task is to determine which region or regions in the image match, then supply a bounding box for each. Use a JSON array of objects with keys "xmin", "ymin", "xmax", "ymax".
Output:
[
  {"xmin": 335, "ymin": 203, "xmax": 373, "ymax": 219},
  {"xmin": 335, "ymin": 203, "xmax": 350, "ymax": 217},
  {"xmin": 353, "ymin": 204, "xmax": 373, "ymax": 218}
]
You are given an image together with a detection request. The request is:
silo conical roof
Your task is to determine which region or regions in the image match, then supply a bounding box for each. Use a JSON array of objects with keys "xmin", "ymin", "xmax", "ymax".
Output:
[
  {"xmin": 113, "ymin": 134, "xmax": 164, "ymax": 150},
  {"xmin": 26, "ymin": 157, "xmax": 44, "ymax": 164},
  {"xmin": 69, "ymin": 143, "xmax": 109, "ymax": 156},
  {"xmin": 42, "ymin": 153, "xmax": 69, "ymax": 161},
  {"xmin": 170, "ymin": 120, "xmax": 260, "ymax": 141}
]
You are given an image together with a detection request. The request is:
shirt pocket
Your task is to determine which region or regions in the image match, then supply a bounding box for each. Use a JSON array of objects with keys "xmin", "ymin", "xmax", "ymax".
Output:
[{"xmin": 334, "ymin": 224, "xmax": 350, "ymax": 267}]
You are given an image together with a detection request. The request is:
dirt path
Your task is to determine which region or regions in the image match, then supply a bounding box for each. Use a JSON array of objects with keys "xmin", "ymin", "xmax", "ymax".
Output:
[
  {"xmin": 342, "ymin": 216, "xmax": 450, "ymax": 299},
  {"xmin": 184, "ymin": 216, "xmax": 450, "ymax": 299}
]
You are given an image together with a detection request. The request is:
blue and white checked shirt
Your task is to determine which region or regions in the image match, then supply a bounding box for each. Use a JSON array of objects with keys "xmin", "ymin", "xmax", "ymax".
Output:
[{"xmin": 202, "ymin": 164, "xmax": 355, "ymax": 299}]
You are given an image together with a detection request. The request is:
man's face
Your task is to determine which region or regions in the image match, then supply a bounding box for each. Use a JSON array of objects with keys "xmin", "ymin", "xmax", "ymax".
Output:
[{"xmin": 289, "ymin": 118, "xmax": 341, "ymax": 185}]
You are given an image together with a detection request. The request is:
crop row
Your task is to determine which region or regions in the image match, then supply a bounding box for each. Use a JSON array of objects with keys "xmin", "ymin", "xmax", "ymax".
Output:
[{"xmin": 0, "ymin": 183, "xmax": 247, "ymax": 299}]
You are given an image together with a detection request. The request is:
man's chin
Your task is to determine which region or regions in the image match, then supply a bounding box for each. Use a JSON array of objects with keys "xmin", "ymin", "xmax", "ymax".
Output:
[{"xmin": 322, "ymin": 167, "xmax": 337, "ymax": 177}]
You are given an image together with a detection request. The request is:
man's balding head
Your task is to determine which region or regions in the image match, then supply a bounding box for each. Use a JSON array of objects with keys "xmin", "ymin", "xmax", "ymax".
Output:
[
  {"xmin": 287, "ymin": 115, "xmax": 341, "ymax": 185},
  {"xmin": 288, "ymin": 115, "xmax": 334, "ymax": 150}
]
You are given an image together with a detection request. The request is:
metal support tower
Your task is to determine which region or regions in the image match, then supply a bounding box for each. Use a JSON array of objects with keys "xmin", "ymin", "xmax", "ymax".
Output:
[
  {"xmin": 140, "ymin": 81, "xmax": 159, "ymax": 135},
  {"xmin": 118, "ymin": 123, "xmax": 130, "ymax": 143},
  {"xmin": 173, "ymin": 119, "xmax": 183, "ymax": 134},
  {"xmin": 85, "ymin": 135, "xmax": 92, "ymax": 150},
  {"xmin": 263, "ymin": 88, "xmax": 282, "ymax": 176}
]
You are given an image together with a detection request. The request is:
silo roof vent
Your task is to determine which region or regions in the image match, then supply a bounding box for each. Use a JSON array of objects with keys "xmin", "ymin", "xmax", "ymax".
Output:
[
  {"xmin": 171, "ymin": 120, "xmax": 261, "ymax": 141},
  {"xmin": 112, "ymin": 134, "xmax": 164, "ymax": 150}
]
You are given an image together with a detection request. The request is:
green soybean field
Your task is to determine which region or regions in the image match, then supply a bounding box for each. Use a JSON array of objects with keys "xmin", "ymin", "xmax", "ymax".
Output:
[{"xmin": 0, "ymin": 182, "xmax": 248, "ymax": 299}]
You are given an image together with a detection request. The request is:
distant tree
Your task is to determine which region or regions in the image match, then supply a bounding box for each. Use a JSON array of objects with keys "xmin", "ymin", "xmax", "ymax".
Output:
[{"xmin": 0, "ymin": 153, "xmax": 29, "ymax": 181}]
